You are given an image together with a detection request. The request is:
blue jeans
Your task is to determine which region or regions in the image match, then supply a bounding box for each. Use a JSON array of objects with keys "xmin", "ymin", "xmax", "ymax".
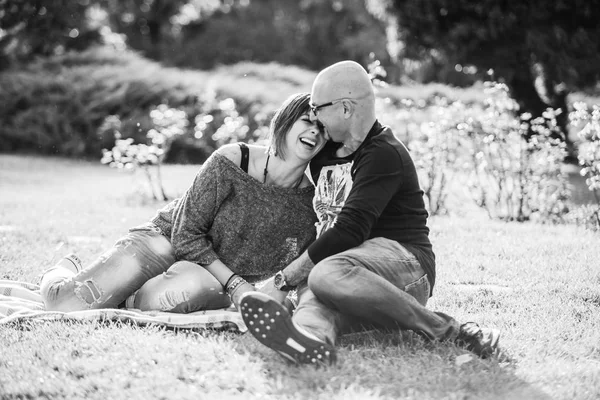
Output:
[
  {"xmin": 40, "ymin": 226, "xmax": 230, "ymax": 312},
  {"xmin": 293, "ymin": 237, "xmax": 459, "ymax": 344}
]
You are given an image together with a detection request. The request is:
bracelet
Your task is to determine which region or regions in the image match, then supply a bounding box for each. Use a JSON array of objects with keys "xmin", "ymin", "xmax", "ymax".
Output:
[
  {"xmin": 226, "ymin": 275, "xmax": 247, "ymax": 295},
  {"xmin": 224, "ymin": 273, "xmax": 237, "ymax": 288}
]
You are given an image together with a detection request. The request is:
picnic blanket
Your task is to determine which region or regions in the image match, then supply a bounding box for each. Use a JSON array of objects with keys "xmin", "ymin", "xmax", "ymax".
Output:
[{"xmin": 0, "ymin": 280, "xmax": 247, "ymax": 332}]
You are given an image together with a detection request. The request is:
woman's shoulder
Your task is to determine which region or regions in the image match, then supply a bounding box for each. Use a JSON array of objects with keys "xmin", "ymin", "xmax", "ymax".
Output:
[{"xmin": 215, "ymin": 143, "xmax": 267, "ymax": 167}]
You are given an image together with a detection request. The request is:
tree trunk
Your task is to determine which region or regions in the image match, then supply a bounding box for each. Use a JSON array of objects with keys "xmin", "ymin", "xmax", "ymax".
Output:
[
  {"xmin": 505, "ymin": 61, "xmax": 575, "ymax": 162},
  {"xmin": 506, "ymin": 64, "xmax": 547, "ymax": 131},
  {"xmin": 146, "ymin": 0, "xmax": 164, "ymax": 60}
]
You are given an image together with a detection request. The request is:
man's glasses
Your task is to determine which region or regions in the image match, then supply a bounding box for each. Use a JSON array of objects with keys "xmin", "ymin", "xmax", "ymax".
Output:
[
  {"xmin": 309, "ymin": 94, "xmax": 371, "ymax": 116},
  {"xmin": 309, "ymin": 99, "xmax": 344, "ymax": 116}
]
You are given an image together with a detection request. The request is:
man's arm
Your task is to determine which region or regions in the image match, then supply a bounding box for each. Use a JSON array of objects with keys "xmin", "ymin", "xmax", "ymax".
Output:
[
  {"xmin": 282, "ymin": 251, "xmax": 315, "ymax": 286},
  {"xmin": 306, "ymin": 142, "xmax": 404, "ymax": 265}
]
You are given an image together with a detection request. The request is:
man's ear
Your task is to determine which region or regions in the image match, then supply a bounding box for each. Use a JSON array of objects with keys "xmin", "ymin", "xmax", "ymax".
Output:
[{"xmin": 341, "ymin": 99, "xmax": 354, "ymax": 120}]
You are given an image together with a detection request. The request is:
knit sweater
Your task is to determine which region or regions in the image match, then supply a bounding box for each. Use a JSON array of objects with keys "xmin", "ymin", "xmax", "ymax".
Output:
[{"xmin": 149, "ymin": 152, "xmax": 318, "ymax": 283}]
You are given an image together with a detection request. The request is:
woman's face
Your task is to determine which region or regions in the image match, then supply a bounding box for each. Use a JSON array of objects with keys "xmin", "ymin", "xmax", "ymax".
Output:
[{"xmin": 284, "ymin": 113, "xmax": 326, "ymax": 161}]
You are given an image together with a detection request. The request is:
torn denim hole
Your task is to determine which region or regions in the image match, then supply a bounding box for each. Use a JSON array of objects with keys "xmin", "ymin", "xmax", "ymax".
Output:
[
  {"xmin": 74, "ymin": 279, "xmax": 103, "ymax": 306},
  {"xmin": 158, "ymin": 290, "xmax": 190, "ymax": 311}
]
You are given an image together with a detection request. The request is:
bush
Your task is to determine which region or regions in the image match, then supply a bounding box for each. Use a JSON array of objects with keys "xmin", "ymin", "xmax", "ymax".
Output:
[
  {"xmin": 460, "ymin": 83, "xmax": 570, "ymax": 222},
  {"xmin": 377, "ymin": 82, "xmax": 571, "ymax": 221},
  {"xmin": 567, "ymin": 102, "xmax": 600, "ymax": 230},
  {"xmin": 0, "ymin": 46, "xmax": 312, "ymax": 161}
]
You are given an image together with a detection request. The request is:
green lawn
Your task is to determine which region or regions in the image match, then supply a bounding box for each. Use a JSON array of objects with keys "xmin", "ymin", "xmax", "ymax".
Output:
[{"xmin": 1, "ymin": 154, "xmax": 599, "ymax": 400}]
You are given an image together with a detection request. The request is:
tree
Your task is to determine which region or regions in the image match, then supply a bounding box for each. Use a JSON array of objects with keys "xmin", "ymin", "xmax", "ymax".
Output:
[
  {"xmin": 171, "ymin": 0, "xmax": 389, "ymax": 71},
  {"xmin": 374, "ymin": 0, "xmax": 600, "ymax": 158},
  {"xmin": 96, "ymin": 0, "xmax": 189, "ymax": 60},
  {"xmin": 0, "ymin": 0, "xmax": 101, "ymax": 69}
]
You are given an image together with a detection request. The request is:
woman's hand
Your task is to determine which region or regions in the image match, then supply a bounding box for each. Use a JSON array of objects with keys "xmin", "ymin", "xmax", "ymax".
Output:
[{"xmin": 226, "ymin": 276, "xmax": 256, "ymax": 310}]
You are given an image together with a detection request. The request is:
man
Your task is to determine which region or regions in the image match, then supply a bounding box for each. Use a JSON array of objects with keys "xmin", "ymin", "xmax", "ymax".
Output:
[{"xmin": 240, "ymin": 61, "xmax": 500, "ymax": 365}]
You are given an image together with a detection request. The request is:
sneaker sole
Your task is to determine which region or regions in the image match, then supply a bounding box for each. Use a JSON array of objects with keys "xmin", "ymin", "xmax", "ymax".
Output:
[{"xmin": 239, "ymin": 292, "xmax": 336, "ymax": 365}]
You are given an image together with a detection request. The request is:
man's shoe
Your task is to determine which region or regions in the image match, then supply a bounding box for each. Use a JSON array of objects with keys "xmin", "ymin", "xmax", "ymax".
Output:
[
  {"xmin": 455, "ymin": 322, "xmax": 500, "ymax": 358},
  {"xmin": 239, "ymin": 291, "xmax": 336, "ymax": 365}
]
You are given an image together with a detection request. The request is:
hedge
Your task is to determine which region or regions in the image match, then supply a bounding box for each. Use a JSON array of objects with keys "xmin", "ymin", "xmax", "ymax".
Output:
[{"xmin": 0, "ymin": 46, "xmax": 314, "ymax": 160}]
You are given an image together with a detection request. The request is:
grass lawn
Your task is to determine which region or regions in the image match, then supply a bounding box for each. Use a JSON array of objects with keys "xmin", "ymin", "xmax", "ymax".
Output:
[{"xmin": 1, "ymin": 154, "xmax": 599, "ymax": 400}]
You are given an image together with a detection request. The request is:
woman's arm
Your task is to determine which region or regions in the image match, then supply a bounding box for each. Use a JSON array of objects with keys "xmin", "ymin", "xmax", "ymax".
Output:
[
  {"xmin": 169, "ymin": 151, "xmax": 257, "ymax": 307},
  {"xmin": 170, "ymin": 152, "xmax": 225, "ymax": 265},
  {"xmin": 203, "ymin": 259, "xmax": 235, "ymax": 287}
]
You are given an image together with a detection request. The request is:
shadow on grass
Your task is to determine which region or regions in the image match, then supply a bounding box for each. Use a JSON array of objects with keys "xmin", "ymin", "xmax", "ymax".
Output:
[{"xmin": 243, "ymin": 329, "xmax": 554, "ymax": 400}]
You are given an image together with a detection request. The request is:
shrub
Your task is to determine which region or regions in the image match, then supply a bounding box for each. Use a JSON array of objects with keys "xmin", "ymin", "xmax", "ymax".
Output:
[
  {"xmin": 100, "ymin": 105, "xmax": 188, "ymax": 201},
  {"xmin": 567, "ymin": 102, "xmax": 600, "ymax": 230},
  {"xmin": 381, "ymin": 97, "xmax": 463, "ymax": 215},
  {"xmin": 459, "ymin": 83, "xmax": 570, "ymax": 222},
  {"xmin": 0, "ymin": 46, "xmax": 310, "ymax": 161},
  {"xmin": 378, "ymin": 81, "xmax": 571, "ymax": 221},
  {"xmin": 100, "ymin": 97, "xmax": 271, "ymax": 200}
]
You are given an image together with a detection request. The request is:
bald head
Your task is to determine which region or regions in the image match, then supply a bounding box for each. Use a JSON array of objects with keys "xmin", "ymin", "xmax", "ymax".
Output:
[
  {"xmin": 311, "ymin": 61, "xmax": 376, "ymax": 145},
  {"xmin": 312, "ymin": 60, "xmax": 375, "ymax": 103}
]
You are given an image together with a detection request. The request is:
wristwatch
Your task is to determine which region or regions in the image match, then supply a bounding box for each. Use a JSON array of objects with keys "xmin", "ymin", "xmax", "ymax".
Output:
[{"xmin": 274, "ymin": 270, "xmax": 294, "ymax": 291}]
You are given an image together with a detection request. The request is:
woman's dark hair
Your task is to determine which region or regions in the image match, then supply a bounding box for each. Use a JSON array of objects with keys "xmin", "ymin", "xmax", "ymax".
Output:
[{"xmin": 268, "ymin": 93, "xmax": 311, "ymax": 160}]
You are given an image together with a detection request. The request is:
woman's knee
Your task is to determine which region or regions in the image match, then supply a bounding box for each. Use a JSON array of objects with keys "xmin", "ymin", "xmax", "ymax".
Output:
[
  {"xmin": 135, "ymin": 261, "xmax": 229, "ymax": 312},
  {"xmin": 139, "ymin": 261, "xmax": 210, "ymax": 294}
]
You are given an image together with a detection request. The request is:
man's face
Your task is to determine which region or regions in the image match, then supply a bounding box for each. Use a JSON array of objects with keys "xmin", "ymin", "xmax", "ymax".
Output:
[{"xmin": 308, "ymin": 93, "xmax": 345, "ymax": 143}]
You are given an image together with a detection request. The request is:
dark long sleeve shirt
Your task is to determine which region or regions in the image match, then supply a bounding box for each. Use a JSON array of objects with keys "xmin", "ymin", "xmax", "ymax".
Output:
[{"xmin": 308, "ymin": 120, "xmax": 436, "ymax": 291}]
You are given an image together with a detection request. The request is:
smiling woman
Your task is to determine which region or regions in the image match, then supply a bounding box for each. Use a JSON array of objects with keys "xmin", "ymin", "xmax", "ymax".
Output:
[{"xmin": 33, "ymin": 93, "xmax": 326, "ymax": 316}]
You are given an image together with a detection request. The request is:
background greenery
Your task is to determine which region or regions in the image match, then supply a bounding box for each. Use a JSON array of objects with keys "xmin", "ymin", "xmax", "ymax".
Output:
[{"xmin": 2, "ymin": 0, "xmax": 600, "ymax": 159}]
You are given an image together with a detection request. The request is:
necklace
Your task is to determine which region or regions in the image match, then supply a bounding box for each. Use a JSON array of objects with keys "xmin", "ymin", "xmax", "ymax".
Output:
[{"xmin": 263, "ymin": 153, "xmax": 304, "ymax": 189}]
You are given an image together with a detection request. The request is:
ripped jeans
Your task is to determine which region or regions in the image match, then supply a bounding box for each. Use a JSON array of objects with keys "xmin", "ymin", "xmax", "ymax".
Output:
[
  {"xmin": 40, "ymin": 225, "xmax": 231, "ymax": 313},
  {"xmin": 292, "ymin": 237, "xmax": 460, "ymax": 344}
]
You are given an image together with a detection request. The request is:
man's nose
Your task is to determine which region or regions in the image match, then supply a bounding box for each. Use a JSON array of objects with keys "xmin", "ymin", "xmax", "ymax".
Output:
[{"xmin": 309, "ymin": 110, "xmax": 317, "ymax": 123}]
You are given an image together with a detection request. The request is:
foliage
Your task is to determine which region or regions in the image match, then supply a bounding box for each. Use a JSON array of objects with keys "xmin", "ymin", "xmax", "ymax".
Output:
[
  {"xmin": 100, "ymin": 105, "xmax": 188, "ymax": 200},
  {"xmin": 377, "ymin": 0, "xmax": 600, "ymax": 153},
  {"xmin": 567, "ymin": 102, "xmax": 600, "ymax": 230},
  {"xmin": 402, "ymin": 99, "xmax": 462, "ymax": 215},
  {"xmin": 94, "ymin": 0, "xmax": 189, "ymax": 60},
  {"xmin": 570, "ymin": 103, "xmax": 600, "ymax": 198},
  {"xmin": 0, "ymin": 44, "xmax": 495, "ymax": 164},
  {"xmin": 0, "ymin": 46, "xmax": 308, "ymax": 161},
  {"xmin": 460, "ymin": 83, "xmax": 570, "ymax": 222},
  {"xmin": 168, "ymin": 0, "xmax": 389, "ymax": 71},
  {"xmin": 0, "ymin": 0, "xmax": 103, "ymax": 69},
  {"xmin": 378, "ymin": 81, "xmax": 570, "ymax": 221},
  {"xmin": 99, "ymin": 95, "xmax": 270, "ymax": 200},
  {"xmin": 0, "ymin": 0, "xmax": 389, "ymax": 72}
]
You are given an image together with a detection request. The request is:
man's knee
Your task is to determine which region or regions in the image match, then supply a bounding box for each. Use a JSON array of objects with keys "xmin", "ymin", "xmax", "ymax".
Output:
[{"xmin": 307, "ymin": 258, "xmax": 356, "ymax": 301}]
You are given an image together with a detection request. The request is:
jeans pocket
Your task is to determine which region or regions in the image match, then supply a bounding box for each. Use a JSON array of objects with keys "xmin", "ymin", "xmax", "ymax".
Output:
[{"xmin": 404, "ymin": 274, "xmax": 430, "ymax": 306}]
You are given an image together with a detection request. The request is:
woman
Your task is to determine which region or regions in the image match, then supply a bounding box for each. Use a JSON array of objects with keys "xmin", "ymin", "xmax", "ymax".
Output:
[{"xmin": 41, "ymin": 93, "xmax": 326, "ymax": 313}]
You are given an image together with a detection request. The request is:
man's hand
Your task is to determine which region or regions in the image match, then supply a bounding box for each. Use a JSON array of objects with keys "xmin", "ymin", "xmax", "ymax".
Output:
[{"xmin": 256, "ymin": 276, "xmax": 288, "ymax": 305}]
